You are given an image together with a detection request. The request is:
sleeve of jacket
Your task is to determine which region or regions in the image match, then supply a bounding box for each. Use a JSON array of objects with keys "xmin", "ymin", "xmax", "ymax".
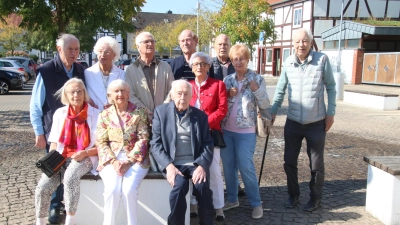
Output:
[
  {"xmin": 193, "ymin": 112, "xmax": 214, "ymax": 171},
  {"xmin": 126, "ymin": 108, "xmax": 149, "ymax": 163},
  {"xmin": 125, "ymin": 65, "xmax": 149, "ymax": 110},
  {"xmin": 323, "ymin": 56, "xmax": 336, "ymax": 116},
  {"xmin": 271, "ymin": 66, "xmax": 289, "ymax": 114},
  {"xmin": 253, "ymin": 76, "xmax": 270, "ymax": 110},
  {"xmin": 150, "ymin": 106, "xmax": 174, "ymax": 172},
  {"xmin": 207, "ymin": 81, "xmax": 228, "ymax": 129},
  {"xmin": 96, "ymin": 110, "xmax": 116, "ymax": 167}
]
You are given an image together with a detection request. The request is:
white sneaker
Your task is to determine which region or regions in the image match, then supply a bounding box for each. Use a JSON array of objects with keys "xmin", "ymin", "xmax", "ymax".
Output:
[
  {"xmin": 222, "ymin": 201, "xmax": 239, "ymax": 211},
  {"xmin": 252, "ymin": 205, "xmax": 263, "ymax": 219}
]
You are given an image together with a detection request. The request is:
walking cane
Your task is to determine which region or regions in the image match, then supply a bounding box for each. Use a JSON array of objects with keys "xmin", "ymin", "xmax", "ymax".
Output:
[{"xmin": 258, "ymin": 130, "xmax": 270, "ymax": 187}]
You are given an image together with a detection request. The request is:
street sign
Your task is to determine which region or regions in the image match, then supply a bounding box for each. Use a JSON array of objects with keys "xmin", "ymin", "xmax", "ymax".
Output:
[{"xmin": 259, "ymin": 31, "xmax": 264, "ymax": 42}]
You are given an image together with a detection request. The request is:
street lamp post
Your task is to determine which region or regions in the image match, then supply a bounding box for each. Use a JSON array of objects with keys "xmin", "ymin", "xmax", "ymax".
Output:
[
  {"xmin": 196, "ymin": 1, "xmax": 200, "ymax": 52},
  {"xmin": 334, "ymin": 0, "xmax": 345, "ymax": 100}
]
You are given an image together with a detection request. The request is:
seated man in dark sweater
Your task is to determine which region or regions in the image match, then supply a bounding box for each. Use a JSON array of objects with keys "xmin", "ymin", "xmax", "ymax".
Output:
[{"xmin": 150, "ymin": 80, "xmax": 214, "ymax": 225}]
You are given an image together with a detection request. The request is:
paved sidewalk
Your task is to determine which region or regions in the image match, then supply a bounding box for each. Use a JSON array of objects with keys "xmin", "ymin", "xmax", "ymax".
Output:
[{"xmin": 0, "ymin": 78, "xmax": 399, "ymax": 224}]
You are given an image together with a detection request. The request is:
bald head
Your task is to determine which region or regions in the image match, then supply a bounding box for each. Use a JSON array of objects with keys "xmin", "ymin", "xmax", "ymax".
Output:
[
  {"xmin": 179, "ymin": 30, "xmax": 198, "ymax": 55},
  {"xmin": 214, "ymin": 34, "xmax": 231, "ymax": 62}
]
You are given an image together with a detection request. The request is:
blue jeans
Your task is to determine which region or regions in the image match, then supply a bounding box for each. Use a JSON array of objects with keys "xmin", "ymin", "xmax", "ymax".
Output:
[{"xmin": 221, "ymin": 130, "xmax": 261, "ymax": 208}]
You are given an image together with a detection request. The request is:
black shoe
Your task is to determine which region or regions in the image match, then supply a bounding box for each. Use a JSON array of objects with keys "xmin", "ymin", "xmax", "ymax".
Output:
[
  {"xmin": 284, "ymin": 195, "xmax": 299, "ymax": 208},
  {"xmin": 190, "ymin": 212, "xmax": 198, "ymax": 218},
  {"xmin": 303, "ymin": 199, "xmax": 321, "ymax": 212},
  {"xmin": 238, "ymin": 185, "xmax": 245, "ymax": 196},
  {"xmin": 48, "ymin": 209, "xmax": 60, "ymax": 224},
  {"xmin": 216, "ymin": 215, "xmax": 225, "ymax": 221}
]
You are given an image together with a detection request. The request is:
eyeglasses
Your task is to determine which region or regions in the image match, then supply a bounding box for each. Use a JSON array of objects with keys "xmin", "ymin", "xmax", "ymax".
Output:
[
  {"xmin": 66, "ymin": 90, "xmax": 84, "ymax": 95},
  {"xmin": 139, "ymin": 39, "xmax": 156, "ymax": 45},
  {"xmin": 98, "ymin": 50, "xmax": 113, "ymax": 56},
  {"xmin": 192, "ymin": 62, "xmax": 209, "ymax": 68},
  {"xmin": 232, "ymin": 58, "xmax": 247, "ymax": 63}
]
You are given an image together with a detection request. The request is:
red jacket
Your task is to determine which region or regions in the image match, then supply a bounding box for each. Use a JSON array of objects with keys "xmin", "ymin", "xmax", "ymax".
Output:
[{"xmin": 189, "ymin": 78, "xmax": 228, "ymax": 131}]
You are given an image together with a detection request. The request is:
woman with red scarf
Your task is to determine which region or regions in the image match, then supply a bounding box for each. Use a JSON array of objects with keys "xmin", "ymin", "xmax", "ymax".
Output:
[{"xmin": 35, "ymin": 78, "xmax": 100, "ymax": 225}]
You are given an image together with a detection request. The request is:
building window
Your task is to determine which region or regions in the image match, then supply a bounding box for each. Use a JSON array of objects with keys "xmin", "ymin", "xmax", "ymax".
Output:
[
  {"xmin": 347, "ymin": 39, "xmax": 360, "ymax": 48},
  {"xmin": 282, "ymin": 48, "xmax": 291, "ymax": 64},
  {"xmin": 324, "ymin": 41, "xmax": 335, "ymax": 49},
  {"xmin": 266, "ymin": 49, "xmax": 272, "ymax": 63},
  {"xmin": 293, "ymin": 8, "xmax": 302, "ymax": 28}
]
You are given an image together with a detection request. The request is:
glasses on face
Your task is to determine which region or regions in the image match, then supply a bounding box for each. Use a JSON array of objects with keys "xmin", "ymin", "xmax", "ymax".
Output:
[
  {"xmin": 232, "ymin": 58, "xmax": 247, "ymax": 63},
  {"xmin": 139, "ymin": 39, "xmax": 156, "ymax": 45},
  {"xmin": 66, "ymin": 90, "xmax": 84, "ymax": 95},
  {"xmin": 98, "ymin": 50, "xmax": 113, "ymax": 56},
  {"xmin": 192, "ymin": 62, "xmax": 209, "ymax": 68}
]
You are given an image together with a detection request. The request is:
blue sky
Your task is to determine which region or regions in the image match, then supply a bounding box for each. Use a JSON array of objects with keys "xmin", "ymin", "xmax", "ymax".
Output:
[{"xmin": 141, "ymin": 0, "xmax": 219, "ymax": 15}]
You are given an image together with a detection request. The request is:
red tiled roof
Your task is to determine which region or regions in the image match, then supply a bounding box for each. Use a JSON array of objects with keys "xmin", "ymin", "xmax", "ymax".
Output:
[{"xmin": 267, "ymin": 0, "xmax": 286, "ymax": 4}]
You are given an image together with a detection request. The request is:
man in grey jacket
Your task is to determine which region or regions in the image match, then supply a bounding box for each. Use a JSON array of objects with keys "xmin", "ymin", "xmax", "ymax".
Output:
[{"xmin": 270, "ymin": 28, "xmax": 336, "ymax": 212}]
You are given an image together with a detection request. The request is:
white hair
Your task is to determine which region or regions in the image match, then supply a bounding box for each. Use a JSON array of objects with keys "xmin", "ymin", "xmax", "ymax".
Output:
[
  {"xmin": 55, "ymin": 78, "xmax": 90, "ymax": 105},
  {"xmin": 293, "ymin": 28, "xmax": 314, "ymax": 43},
  {"xmin": 93, "ymin": 36, "xmax": 121, "ymax": 62},
  {"xmin": 135, "ymin": 32, "xmax": 155, "ymax": 45},
  {"xmin": 189, "ymin": 52, "xmax": 212, "ymax": 68},
  {"xmin": 56, "ymin": 34, "xmax": 79, "ymax": 48},
  {"xmin": 106, "ymin": 79, "xmax": 130, "ymax": 104}
]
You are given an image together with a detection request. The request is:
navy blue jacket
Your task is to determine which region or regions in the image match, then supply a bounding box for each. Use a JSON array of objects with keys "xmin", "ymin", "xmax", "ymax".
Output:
[{"xmin": 37, "ymin": 55, "xmax": 85, "ymax": 138}]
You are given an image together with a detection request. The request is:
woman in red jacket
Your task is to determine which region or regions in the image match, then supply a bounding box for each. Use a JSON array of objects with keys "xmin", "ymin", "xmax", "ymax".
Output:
[{"xmin": 188, "ymin": 52, "xmax": 228, "ymax": 221}]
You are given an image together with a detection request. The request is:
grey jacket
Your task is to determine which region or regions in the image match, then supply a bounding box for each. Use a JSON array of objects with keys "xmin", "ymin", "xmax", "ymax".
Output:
[
  {"xmin": 150, "ymin": 102, "xmax": 214, "ymax": 175},
  {"xmin": 271, "ymin": 50, "xmax": 336, "ymax": 124}
]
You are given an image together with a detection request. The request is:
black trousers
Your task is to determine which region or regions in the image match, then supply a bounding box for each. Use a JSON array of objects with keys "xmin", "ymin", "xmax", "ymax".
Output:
[
  {"xmin": 283, "ymin": 119, "xmax": 326, "ymax": 200},
  {"xmin": 168, "ymin": 165, "xmax": 214, "ymax": 225}
]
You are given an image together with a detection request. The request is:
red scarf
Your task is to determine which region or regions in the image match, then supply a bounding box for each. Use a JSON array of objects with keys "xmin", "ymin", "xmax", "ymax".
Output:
[{"xmin": 59, "ymin": 102, "xmax": 90, "ymax": 151}]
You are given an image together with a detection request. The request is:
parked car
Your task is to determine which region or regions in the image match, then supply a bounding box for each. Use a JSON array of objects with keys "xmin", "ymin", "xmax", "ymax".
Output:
[
  {"xmin": 0, "ymin": 68, "xmax": 24, "ymax": 94},
  {"xmin": 115, "ymin": 58, "xmax": 135, "ymax": 71},
  {"xmin": 0, "ymin": 59, "xmax": 29, "ymax": 82},
  {"xmin": 77, "ymin": 60, "xmax": 89, "ymax": 69},
  {"xmin": 5, "ymin": 57, "xmax": 37, "ymax": 79},
  {"xmin": 161, "ymin": 58, "xmax": 173, "ymax": 65},
  {"xmin": 39, "ymin": 58, "xmax": 52, "ymax": 66}
]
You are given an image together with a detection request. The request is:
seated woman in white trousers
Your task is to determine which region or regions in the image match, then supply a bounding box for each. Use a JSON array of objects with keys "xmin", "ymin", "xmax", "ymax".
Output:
[{"xmin": 96, "ymin": 79, "xmax": 150, "ymax": 225}]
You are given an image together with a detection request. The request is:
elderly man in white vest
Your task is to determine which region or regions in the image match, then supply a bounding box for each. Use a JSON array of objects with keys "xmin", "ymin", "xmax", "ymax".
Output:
[{"xmin": 270, "ymin": 28, "xmax": 336, "ymax": 212}]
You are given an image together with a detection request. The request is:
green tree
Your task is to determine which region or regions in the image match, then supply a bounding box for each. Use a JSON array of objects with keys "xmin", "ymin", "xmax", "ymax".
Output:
[
  {"xmin": 0, "ymin": 14, "xmax": 26, "ymax": 55},
  {"xmin": 214, "ymin": 0, "xmax": 276, "ymax": 53},
  {"xmin": 0, "ymin": 0, "xmax": 145, "ymax": 36}
]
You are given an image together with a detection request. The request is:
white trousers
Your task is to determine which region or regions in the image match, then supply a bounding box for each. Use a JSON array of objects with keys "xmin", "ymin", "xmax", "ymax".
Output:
[
  {"xmin": 99, "ymin": 152, "xmax": 149, "ymax": 225},
  {"xmin": 191, "ymin": 147, "xmax": 224, "ymax": 209}
]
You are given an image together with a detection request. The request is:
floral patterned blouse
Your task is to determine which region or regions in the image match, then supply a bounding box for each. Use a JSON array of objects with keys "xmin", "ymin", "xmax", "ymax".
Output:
[
  {"xmin": 222, "ymin": 69, "xmax": 270, "ymax": 128},
  {"xmin": 96, "ymin": 101, "xmax": 150, "ymax": 171}
]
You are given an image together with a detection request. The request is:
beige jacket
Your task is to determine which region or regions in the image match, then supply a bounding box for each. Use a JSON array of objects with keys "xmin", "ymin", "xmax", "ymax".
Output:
[{"xmin": 125, "ymin": 58, "xmax": 174, "ymax": 115}]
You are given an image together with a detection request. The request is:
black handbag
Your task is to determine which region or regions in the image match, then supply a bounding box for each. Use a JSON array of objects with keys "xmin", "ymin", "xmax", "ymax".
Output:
[
  {"xmin": 211, "ymin": 130, "xmax": 226, "ymax": 148},
  {"xmin": 36, "ymin": 150, "xmax": 66, "ymax": 178}
]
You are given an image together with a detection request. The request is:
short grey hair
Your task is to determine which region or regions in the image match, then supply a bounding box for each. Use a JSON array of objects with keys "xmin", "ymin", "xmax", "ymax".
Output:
[
  {"xmin": 55, "ymin": 78, "xmax": 90, "ymax": 105},
  {"xmin": 293, "ymin": 28, "xmax": 314, "ymax": 43},
  {"xmin": 170, "ymin": 80, "xmax": 192, "ymax": 97},
  {"xmin": 93, "ymin": 36, "xmax": 120, "ymax": 62},
  {"xmin": 189, "ymin": 52, "xmax": 212, "ymax": 68},
  {"xmin": 135, "ymin": 32, "xmax": 155, "ymax": 45},
  {"xmin": 56, "ymin": 34, "xmax": 80, "ymax": 48},
  {"xmin": 106, "ymin": 79, "xmax": 131, "ymax": 104}
]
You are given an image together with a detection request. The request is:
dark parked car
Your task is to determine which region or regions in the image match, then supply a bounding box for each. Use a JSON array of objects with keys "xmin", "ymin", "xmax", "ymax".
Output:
[
  {"xmin": 77, "ymin": 61, "xmax": 89, "ymax": 69},
  {"xmin": 0, "ymin": 68, "xmax": 24, "ymax": 94},
  {"xmin": 161, "ymin": 58, "xmax": 173, "ymax": 65}
]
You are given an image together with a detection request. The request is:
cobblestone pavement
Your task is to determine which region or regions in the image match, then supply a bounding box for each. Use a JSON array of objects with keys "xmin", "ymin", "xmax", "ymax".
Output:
[{"xmin": 0, "ymin": 78, "xmax": 399, "ymax": 224}]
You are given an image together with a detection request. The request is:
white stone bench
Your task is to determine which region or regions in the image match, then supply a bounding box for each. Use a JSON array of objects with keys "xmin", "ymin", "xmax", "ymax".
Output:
[
  {"xmin": 344, "ymin": 90, "xmax": 399, "ymax": 110},
  {"xmin": 75, "ymin": 171, "xmax": 190, "ymax": 225},
  {"xmin": 364, "ymin": 156, "xmax": 400, "ymax": 225}
]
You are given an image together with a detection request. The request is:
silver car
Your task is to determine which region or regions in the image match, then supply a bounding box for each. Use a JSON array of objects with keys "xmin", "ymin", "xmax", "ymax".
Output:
[{"xmin": 5, "ymin": 57, "xmax": 37, "ymax": 79}]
